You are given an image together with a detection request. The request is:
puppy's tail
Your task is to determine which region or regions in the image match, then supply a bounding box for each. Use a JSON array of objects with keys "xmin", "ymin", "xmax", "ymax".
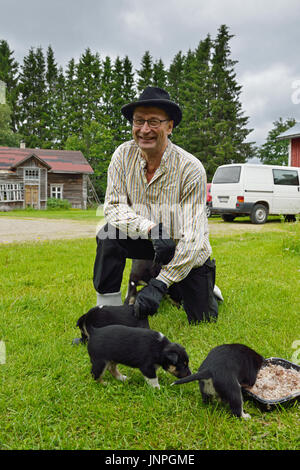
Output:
[{"xmin": 172, "ymin": 370, "xmax": 209, "ymax": 386}]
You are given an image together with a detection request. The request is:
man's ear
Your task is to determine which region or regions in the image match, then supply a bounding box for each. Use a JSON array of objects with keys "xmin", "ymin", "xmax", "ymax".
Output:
[{"xmin": 167, "ymin": 120, "xmax": 174, "ymax": 135}]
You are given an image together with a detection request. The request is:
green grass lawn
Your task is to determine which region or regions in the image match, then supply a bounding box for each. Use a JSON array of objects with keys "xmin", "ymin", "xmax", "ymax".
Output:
[
  {"xmin": 0, "ymin": 221, "xmax": 299, "ymax": 450},
  {"xmin": 0, "ymin": 207, "xmax": 102, "ymax": 222}
]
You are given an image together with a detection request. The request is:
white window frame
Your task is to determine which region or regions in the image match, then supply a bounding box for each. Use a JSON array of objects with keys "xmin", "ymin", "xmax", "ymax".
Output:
[
  {"xmin": 50, "ymin": 184, "xmax": 63, "ymax": 199},
  {"xmin": 24, "ymin": 168, "xmax": 39, "ymax": 181},
  {"xmin": 0, "ymin": 182, "xmax": 24, "ymax": 202}
]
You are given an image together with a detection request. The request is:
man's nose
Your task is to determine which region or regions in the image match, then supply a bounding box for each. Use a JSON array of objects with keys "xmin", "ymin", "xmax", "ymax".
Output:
[{"xmin": 140, "ymin": 120, "xmax": 151, "ymax": 131}]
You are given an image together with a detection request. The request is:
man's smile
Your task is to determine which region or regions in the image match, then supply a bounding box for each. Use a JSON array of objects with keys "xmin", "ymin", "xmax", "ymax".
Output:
[{"xmin": 137, "ymin": 135, "xmax": 156, "ymax": 143}]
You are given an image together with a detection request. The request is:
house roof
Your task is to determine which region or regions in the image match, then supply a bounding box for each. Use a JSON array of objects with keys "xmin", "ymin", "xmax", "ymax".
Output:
[
  {"xmin": 277, "ymin": 122, "xmax": 300, "ymax": 140},
  {"xmin": 0, "ymin": 147, "xmax": 94, "ymax": 174}
]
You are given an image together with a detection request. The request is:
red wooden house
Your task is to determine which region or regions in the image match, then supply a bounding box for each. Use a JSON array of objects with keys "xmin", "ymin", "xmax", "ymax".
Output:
[
  {"xmin": 0, "ymin": 146, "xmax": 94, "ymax": 210},
  {"xmin": 277, "ymin": 122, "xmax": 300, "ymax": 167}
]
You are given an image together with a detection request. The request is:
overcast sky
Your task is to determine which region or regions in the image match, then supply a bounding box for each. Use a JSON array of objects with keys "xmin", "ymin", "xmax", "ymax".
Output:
[{"xmin": 1, "ymin": 0, "xmax": 300, "ymax": 148}]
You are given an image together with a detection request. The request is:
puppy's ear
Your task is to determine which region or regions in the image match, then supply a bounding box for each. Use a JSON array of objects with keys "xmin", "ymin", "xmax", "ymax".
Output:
[{"xmin": 165, "ymin": 351, "xmax": 178, "ymax": 364}]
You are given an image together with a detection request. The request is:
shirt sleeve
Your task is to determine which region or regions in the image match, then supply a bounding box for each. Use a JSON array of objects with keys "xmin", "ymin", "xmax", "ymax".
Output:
[
  {"xmin": 156, "ymin": 171, "xmax": 212, "ymax": 287},
  {"xmin": 103, "ymin": 147, "xmax": 154, "ymax": 238}
]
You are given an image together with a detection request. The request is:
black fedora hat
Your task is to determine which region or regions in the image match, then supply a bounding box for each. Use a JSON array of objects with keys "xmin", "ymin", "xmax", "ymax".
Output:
[{"xmin": 121, "ymin": 86, "xmax": 182, "ymax": 127}]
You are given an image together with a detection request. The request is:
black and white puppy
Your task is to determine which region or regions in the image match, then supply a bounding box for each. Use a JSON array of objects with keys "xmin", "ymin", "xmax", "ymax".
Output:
[
  {"xmin": 87, "ymin": 324, "xmax": 191, "ymax": 389},
  {"xmin": 75, "ymin": 304, "xmax": 150, "ymax": 344},
  {"xmin": 173, "ymin": 343, "xmax": 264, "ymax": 418}
]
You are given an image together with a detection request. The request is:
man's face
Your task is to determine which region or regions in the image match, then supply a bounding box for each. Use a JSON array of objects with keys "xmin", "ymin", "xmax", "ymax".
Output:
[{"xmin": 132, "ymin": 106, "xmax": 174, "ymax": 155}]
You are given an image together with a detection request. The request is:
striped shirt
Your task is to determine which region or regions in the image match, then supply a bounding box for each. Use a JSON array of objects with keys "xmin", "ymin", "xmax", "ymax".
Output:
[{"xmin": 103, "ymin": 139, "xmax": 212, "ymax": 287}]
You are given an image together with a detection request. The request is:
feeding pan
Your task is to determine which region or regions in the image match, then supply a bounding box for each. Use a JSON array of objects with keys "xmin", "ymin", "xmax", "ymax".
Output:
[{"xmin": 243, "ymin": 357, "xmax": 300, "ymax": 411}]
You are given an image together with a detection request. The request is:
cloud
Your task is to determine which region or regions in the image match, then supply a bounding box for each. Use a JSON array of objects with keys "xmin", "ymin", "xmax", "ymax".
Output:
[{"xmin": 240, "ymin": 63, "xmax": 300, "ymax": 143}]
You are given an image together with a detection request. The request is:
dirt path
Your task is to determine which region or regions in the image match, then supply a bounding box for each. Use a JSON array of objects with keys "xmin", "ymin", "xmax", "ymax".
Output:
[{"xmin": 0, "ymin": 216, "xmax": 285, "ymax": 244}]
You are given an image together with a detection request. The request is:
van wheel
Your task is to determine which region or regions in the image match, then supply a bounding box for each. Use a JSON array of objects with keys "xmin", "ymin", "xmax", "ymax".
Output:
[
  {"xmin": 206, "ymin": 205, "xmax": 212, "ymax": 218},
  {"xmin": 250, "ymin": 204, "xmax": 268, "ymax": 224},
  {"xmin": 221, "ymin": 214, "xmax": 235, "ymax": 222}
]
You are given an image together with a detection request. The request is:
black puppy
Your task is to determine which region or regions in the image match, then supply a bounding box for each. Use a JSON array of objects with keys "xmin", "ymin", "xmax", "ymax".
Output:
[
  {"xmin": 75, "ymin": 304, "xmax": 149, "ymax": 344},
  {"xmin": 124, "ymin": 259, "xmax": 162, "ymax": 305},
  {"xmin": 173, "ymin": 343, "xmax": 264, "ymax": 418},
  {"xmin": 124, "ymin": 259, "xmax": 182, "ymax": 307},
  {"xmin": 87, "ymin": 324, "xmax": 191, "ymax": 389}
]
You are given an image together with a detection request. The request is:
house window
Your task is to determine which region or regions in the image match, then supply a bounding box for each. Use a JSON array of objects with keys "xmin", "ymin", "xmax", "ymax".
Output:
[
  {"xmin": 50, "ymin": 185, "xmax": 63, "ymax": 199},
  {"xmin": 0, "ymin": 183, "xmax": 24, "ymax": 202},
  {"xmin": 24, "ymin": 168, "xmax": 39, "ymax": 180}
]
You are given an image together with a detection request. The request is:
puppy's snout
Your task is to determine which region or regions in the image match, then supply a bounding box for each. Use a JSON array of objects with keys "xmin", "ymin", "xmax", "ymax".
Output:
[{"xmin": 176, "ymin": 365, "xmax": 191, "ymax": 378}]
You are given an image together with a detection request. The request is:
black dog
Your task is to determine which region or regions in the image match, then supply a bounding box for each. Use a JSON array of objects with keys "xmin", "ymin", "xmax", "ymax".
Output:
[
  {"xmin": 124, "ymin": 259, "xmax": 182, "ymax": 306},
  {"xmin": 87, "ymin": 324, "xmax": 191, "ymax": 389},
  {"xmin": 75, "ymin": 304, "xmax": 149, "ymax": 344},
  {"xmin": 173, "ymin": 343, "xmax": 264, "ymax": 418},
  {"xmin": 124, "ymin": 259, "xmax": 161, "ymax": 305}
]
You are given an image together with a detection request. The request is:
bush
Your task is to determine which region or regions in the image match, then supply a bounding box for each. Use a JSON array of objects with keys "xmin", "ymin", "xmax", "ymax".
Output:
[{"xmin": 47, "ymin": 198, "xmax": 71, "ymax": 210}]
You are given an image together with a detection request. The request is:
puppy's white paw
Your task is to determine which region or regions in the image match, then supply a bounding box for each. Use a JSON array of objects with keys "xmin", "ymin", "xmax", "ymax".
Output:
[
  {"xmin": 242, "ymin": 412, "xmax": 251, "ymax": 419},
  {"xmin": 144, "ymin": 376, "xmax": 160, "ymax": 389},
  {"xmin": 119, "ymin": 374, "xmax": 127, "ymax": 382}
]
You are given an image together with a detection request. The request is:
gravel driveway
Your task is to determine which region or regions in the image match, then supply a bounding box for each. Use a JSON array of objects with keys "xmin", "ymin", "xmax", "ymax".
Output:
[
  {"xmin": 0, "ymin": 217, "xmax": 100, "ymax": 244},
  {"xmin": 0, "ymin": 216, "xmax": 283, "ymax": 244}
]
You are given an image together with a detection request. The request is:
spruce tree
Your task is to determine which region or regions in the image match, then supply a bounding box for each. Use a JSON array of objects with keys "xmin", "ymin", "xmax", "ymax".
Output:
[
  {"xmin": 172, "ymin": 45, "xmax": 212, "ymax": 155},
  {"xmin": 153, "ymin": 59, "xmax": 167, "ymax": 89},
  {"xmin": 171, "ymin": 48, "xmax": 196, "ymax": 149},
  {"xmin": 110, "ymin": 56, "xmax": 135, "ymax": 146},
  {"xmin": 44, "ymin": 45, "xmax": 60, "ymax": 147},
  {"xmin": 192, "ymin": 36, "xmax": 215, "ymax": 171},
  {"xmin": 167, "ymin": 51, "xmax": 185, "ymax": 107},
  {"xmin": 110, "ymin": 56, "xmax": 125, "ymax": 134},
  {"xmin": 100, "ymin": 56, "xmax": 113, "ymax": 123},
  {"xmin": 209, "ymin": 25, "xmax": 254, "ymax": 178},
  {"xmin": 122, "ymin": 55, "xmax": 136, "ymax": 141},
  {"xmin": 54, "ymin": 67, "xmax": 67, "ymax": 148},
  {"xmin": 18, "ymin": 47, "xmax": 47, "ymax": 148},
  {"xmin": 136, "ymin": 51, "xmax": 153, "ymax": 92},
  {"xmin": 122, "ymin": 55, "xmax": 136, "ymax": 101},
  {"xmin": 75, "ymin": 48, "xmax": 102, "ymax": 134},
  {"xmin": 64, "ymin": 58, "xmax": 78, "ymax": 136},
  {"xmin": 0, "ymin": 39, "xmax": 19, "ymax": 131}
]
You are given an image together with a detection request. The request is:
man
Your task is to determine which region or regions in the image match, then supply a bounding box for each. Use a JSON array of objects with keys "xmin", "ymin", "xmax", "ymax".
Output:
[{"xmin": 93, "ymin": 86, "xmax": 222, "ymax": 323}]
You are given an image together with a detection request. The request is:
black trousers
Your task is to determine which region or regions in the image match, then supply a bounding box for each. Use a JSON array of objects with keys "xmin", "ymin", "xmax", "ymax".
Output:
[{"xmin": 93, "ymin": 223, "xmax": 218, "ymax": 323}]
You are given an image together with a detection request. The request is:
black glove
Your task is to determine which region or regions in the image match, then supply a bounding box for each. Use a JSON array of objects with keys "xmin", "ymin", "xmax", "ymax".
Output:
[
  {"xmin": 134, "ymin": 278, "xmax": 168, "ymax": 318},
  {"xmin": 149, "ymin": 223, "xmax": 176, "ymax": 265}
]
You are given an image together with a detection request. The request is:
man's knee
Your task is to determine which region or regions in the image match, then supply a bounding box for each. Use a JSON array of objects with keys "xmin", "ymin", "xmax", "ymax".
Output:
[
  {"xmin": 97, "ymin": 223, "xmax": 119, "ymax": 241},
  {"xmin": 96, "ymin": 224, "xmax": 128, "ymax": 258}
]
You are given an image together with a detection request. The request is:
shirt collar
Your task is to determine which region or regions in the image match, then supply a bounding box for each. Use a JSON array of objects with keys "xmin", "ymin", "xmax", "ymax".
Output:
[
  {"xmin": 160, "ymin": 139, "xmax": 172, "ymax": 170},
  {"xmin": 137, "ymin": 139, "xmax": 173, "ymax": 172}
]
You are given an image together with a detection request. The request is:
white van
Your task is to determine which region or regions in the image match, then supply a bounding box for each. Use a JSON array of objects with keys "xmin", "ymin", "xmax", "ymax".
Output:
[{"xmin": 210, "ymin": 163, "xmax": 300, "ymax": 224}]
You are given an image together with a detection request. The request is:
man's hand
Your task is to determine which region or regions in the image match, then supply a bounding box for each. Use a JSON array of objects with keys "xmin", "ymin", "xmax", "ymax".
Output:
[
  {"xmin": 149, "ymin": 223, "xmax": 176, "ymax": 265},
  {"xmin": 134, "ymin": 278, "xmax": 168, "ymax": 318}
]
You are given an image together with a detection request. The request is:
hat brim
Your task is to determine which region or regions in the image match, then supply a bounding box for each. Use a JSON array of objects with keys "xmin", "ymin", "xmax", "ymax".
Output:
[{"xmin": 121, "ymin": 99, "xmax": 182, "ymax": 128}]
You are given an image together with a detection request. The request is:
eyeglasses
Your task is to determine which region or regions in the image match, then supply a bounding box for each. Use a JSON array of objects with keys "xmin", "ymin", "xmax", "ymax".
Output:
[{"xmin": 132, "ymin": 118, "xmax": 169, "ymax": 129}]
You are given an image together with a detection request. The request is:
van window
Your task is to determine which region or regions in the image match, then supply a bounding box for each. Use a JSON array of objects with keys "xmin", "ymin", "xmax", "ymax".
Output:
[
  {"xmin": 213, "ymin": 166, "xmax": 241, "ymax": 184},
  {"xmin": 273, "ymin": 169, "xmax": 299, "ymax": 186}
]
